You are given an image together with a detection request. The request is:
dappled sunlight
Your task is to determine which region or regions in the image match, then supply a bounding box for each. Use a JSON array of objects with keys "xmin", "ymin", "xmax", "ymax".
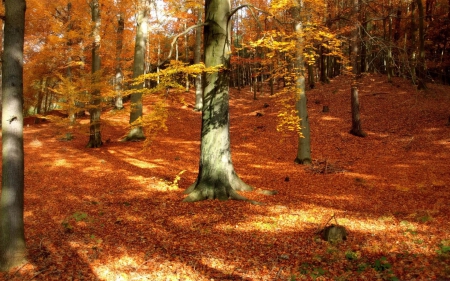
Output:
[
  {"xmin": 93, "ymin": 256, "xmax": 204, "ymax": 281},
  {"xmin": 343, "ymin": 172, "xmax": 378, "ymax": 180},
  {"xmin": 123, "ymin": 157, "xmax": 159, "ymax": 169},
  {"xmin": 434, "ymin": 139, "xmax": 450, "ymax": 147},
  {"xmin": 320, "ymin": 115, "xmax": 342, "ymax": 122},
  {"xmin": 53, "ymin": 158, "xmax": 72, "ymax": 167},
  {"xmin": 7, "ymin": 75, "xmax": 449, "ymax": 280}
]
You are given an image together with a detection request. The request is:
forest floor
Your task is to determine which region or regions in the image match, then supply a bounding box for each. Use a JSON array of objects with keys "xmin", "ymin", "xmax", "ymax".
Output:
[{"xmin": 1, "ymin": 73, "xmax": 450, "ymax": 281}]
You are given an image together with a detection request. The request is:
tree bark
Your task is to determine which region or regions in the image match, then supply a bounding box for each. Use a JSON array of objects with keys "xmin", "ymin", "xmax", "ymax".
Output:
[
  {"xmin": 184, "ymin": 0, "xmax": 253, "ymax": 203},
  {"xmin": 87, "ymin": 0, "xmax": 103, "ymax": 148},
  {"xmin": 350, "ymin": 0, "xmax": 366, "ymax": 137},
  {"xmin": 293, "ymin": 2, "xmax": 312, "ymax": 165},
  {"xmin": 0, "ymin": 0, "xmax": 27, "ymax": 271},
  {"xmin": 114, "ymin": 11, "xmax": 125, "ymax": 110},
  {"xmin": 416, "ymin": 0, "xmax": 427, "ymax": 89},
  {"xmin": 193, "ymin": 8, "xmax": 203, "ymax": 111},
  {"xmin": 124, "ymin": 0, "xmax": 147, "ymax": 141}
]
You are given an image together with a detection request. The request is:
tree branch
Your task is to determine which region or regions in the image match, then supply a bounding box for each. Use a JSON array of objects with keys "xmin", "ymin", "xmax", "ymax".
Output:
[{"xmin": 159, "ymin": 22, "xmax": 209, "ymax": 67}]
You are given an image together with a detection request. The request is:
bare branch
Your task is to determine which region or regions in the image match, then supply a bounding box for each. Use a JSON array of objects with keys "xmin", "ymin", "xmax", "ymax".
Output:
[{"xmin": 159, "ymin": 22, "xmax": 209, "ymax": 67}]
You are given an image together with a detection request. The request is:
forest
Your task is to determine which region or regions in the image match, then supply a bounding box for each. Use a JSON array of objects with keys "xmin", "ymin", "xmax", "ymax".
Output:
[{"xmin": 0, "ymin": 0, "xmax": 449, "ymax": 280}]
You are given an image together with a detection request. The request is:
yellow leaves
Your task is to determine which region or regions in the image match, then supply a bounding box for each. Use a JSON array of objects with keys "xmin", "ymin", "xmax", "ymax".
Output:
[{"xmin": 277, "ymin": 109, "xmax": 303, "ymax": 136}]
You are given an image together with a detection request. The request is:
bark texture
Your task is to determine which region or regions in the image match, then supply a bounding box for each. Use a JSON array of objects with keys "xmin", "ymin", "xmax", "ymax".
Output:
[
  {"xmin": 87, "ymin": 0, "xmax": 103, "ymax": 148},
  {"xmin": 124, "ymin": 0, "xmax": 147, "ymax": 141},
  {"xmin": 293, "ymin": 5, "xmax": 312, "ymax": 165},
  {"xmin": 349, "ymin": 0, "xmax": 366, "ymax": 137},
  {"xmin": 0, "ymin": 0, "xmax": 27, "ymax": 271},
  {"xmin": 193, "ymin": 8, "xmax": 203, "ymax": 111},
  {"xmin": 184, "ymin": 0, "xmax": 253, "ymax": 203}
]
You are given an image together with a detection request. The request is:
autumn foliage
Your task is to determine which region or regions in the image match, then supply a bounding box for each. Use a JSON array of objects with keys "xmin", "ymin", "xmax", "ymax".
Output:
[{"xmin": 0, "ymin": 74, "xmax": 449, "ymax": 280}]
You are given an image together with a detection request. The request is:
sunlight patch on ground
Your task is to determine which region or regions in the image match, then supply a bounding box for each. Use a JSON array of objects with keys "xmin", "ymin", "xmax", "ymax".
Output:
[
  {"xmin": 344, "ymin": 172, "xmax": 378, "ymax": 180},
  {"xmin": 434, "ymin": 139, "xmax": 450, "ymax": 147},
  {"xmin": 93, "ymin": 256, "xmax": 202, "ymax": 281},
  {"xmin": 392, "ymin": 163, "xmax": 410, "ymax": 168},
  {"xmin": 29, "ymin": 138, "xmax": 43, "ymax": 147},
  {"xmin": 24, "ymin": 210, "xmax": 33, "ymax": 218},
  {"xmin": 201, "ymin": 256, "xmax": 236, "ymax": 276},
  {"xmin": 320, "ymin": 116, "xmax": 342, "ymax": 121},
  {"xmin": 53, "ymin": 158, "xmax": 71, "ymax": 167},
  {"xmin": 145, "ymin": 181, "xmax": 179, "ymax": 192},
  {"xmin": 124, "ymin": 157, "xmax": 159, "ymax": 169}
]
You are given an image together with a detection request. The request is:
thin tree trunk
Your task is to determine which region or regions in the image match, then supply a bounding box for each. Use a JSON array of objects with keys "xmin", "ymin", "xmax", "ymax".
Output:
[
  {"xmin": 124, "ymin": 0, "xmax": 147, "ymax": 141},
  {"xmin": 193, "ymin": 8, "xmax": 203, "ymax": 111},
  {"xmin": 87, "ymin": 0, "xmax": 103, "ymax": 148},
  {"xmin": 293, "ymin": 2, "xmax": 312, "ymax": 165},
  {"xmin": 0, "ymin": 0, "xmax": 27, "ymax": 271},
  {"xmin": 416, "ymin": 0, "xmax": 427, "ymax": 89},
  {"xmin": 350, "ymin": 0, "xmax": 366, "ymax": 137},
  {"xmin": 114, "ymin": 11, "xmax": 125, "ymax": 110}
]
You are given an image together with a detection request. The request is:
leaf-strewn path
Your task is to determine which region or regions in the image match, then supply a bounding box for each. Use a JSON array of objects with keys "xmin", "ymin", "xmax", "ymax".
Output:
[{"xmin": 1, "ymin": 74, "xmax": 449, "ymax": 280}]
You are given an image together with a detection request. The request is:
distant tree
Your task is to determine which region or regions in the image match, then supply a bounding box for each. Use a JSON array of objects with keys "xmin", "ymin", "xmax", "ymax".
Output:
[
  {"xmin": 183, "ymin": 0, "xmax": 254, "ymax": 202},
  {"xmin": 349, "ymin": 0, "xmax": 366, "ymax": 137},
  {"xmin": 0, "ymin": 0, "xmax": 27, "ymax": 271}
]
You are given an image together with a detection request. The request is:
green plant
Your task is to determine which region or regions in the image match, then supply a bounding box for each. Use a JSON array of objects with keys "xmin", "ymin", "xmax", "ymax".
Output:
[
  {"xmin": 371, "ymin": 257, "xmax": 399, "ymax": 280},
  {"xmin": 373, "ymin": 256, "xmax": 391, "ymax": 272},
  {"xmin": 345, "ymin": 250, "xmax": 358, "ymax": 261},
  {"xmin": 357, "ymin": 262, "xmax": 368, "ymax": 272},
  {"xmin": 298, "ymin": 263, "xmax": 326, "ymax": 280},
  {"xmin": 72, "ymin": 211, "xmax": 88, "ymax": 222},
  {"xmin": 437, "ymin": 240, "xmax": 450, "ymax": 255}
]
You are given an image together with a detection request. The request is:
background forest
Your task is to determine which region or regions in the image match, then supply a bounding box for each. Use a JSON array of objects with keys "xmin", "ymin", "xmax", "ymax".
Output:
[{"xmin": 0, "ymin": 0, "xmax": 449, "ymax": 280}]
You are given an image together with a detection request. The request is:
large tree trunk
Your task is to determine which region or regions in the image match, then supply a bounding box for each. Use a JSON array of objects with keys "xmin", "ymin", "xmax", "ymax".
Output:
[
  {"xmin": 0, "ymin": 0, "xmax": 27, "ymax": 271},
  {"xmin": 184, "ymin": 0, "xmax": 253, "ymax": 203},
  {"xmin": 124, "ymin": 0, "xmax": 147, "ymax": 141},
  {"xmin": 87, "ymin": 0, "xmax": 103, "ymax": 148},
  {"xmin": 193, "ymin": 8, "xmax": 203, "ymax": 111}
]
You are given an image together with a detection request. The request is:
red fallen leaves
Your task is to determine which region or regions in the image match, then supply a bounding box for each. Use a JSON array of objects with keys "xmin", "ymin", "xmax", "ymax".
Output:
[{"xmin": 0, "ymin": 74, "xmax": 449, "ymax": 280}]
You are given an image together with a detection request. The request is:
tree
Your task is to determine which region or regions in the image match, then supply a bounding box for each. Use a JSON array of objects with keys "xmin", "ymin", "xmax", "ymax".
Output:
[
  {"xmin": 292, "ymin": 1, "xmax": 312, "ymax": 165},
  {"xmin": 0, "ymin": 0, "xmax": 27, "ymax": 271},
  {"xmin": 183, "ymin": 0, "xmax": 254, "ymax": 202},
  {"xmin": 349, "ymin": 0, "xmax": 366, "ymax": 137},
  {"xmin": 87, "ymin": 0, "xmax": 103, "ymax": 148},
  {"xmin": 193, "ymin": 7, "xmax": 203, "ymax": 111},
  {"xmin": 123, "ymin": 0, "xmax": 147, "ymax": 141},
  {"xmin": 114, "ymin": 10, "xmax": 125, "ymax": 110}
]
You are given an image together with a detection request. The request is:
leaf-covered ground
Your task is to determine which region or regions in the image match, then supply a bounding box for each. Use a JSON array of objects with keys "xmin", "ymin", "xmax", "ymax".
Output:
[{"xmin": 1, "ymin": 74, "xmax": 450, "ymax": 280}]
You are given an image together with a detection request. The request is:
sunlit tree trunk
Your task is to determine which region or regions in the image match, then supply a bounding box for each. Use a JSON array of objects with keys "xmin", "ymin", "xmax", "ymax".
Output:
[
  {"xmin": 0, "ymin": 0, "xmax": 27, "ymax": 271},
  {"xmin": 193, "ymin": 8, "xmax": 203, "ymax": 111},
  {"xmin": 114, "ymin": 11, "xmax": 125, "ymax": 110},
  {"xmin": 67, "ymin": 2, "xmax": 77, "ymax": 124},
  {"xmin": 184, "ymin": 0, "xmax": 253, "ymax": 203},
  {"xmin": 124, "ymin": 0, "xmax": 147, "ymax": 141},
  {"xmin": 87, "ymin": 0, "xmax": 103, "ymax": 148},
  {"xmin": 293, "ymin": 2, "xmax": 312, "ymax": 165}
]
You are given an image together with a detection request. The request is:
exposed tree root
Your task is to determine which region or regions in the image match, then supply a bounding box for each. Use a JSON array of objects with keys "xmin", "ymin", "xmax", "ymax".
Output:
[
  {"xmin": 121, "ymin": 127, "xmax": 146, "ymax": 142},
  {"xmin": 183, "ymin": 177, "xmax": 263, "ymax": 205}
]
